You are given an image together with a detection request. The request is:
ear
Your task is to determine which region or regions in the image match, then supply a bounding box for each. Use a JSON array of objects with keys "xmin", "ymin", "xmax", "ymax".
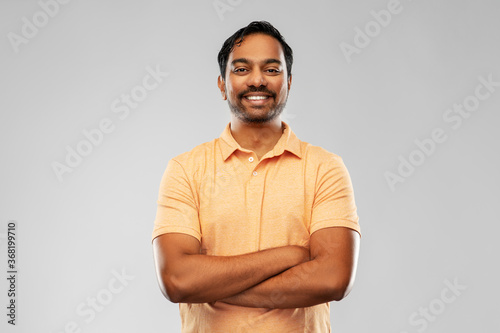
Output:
[
  {"xmin": 217, "ymin": 76, "xmax": 227, "ymax": 100},
  {"xmin": 287, "ymin": 74, "xmax": 292, "ymax": 91}
]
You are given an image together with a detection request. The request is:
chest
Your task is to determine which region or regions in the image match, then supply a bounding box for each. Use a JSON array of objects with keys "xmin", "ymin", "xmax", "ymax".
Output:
[{"xmin": 194, "ymin": 156, "xmax": 315, "ymax": 255}]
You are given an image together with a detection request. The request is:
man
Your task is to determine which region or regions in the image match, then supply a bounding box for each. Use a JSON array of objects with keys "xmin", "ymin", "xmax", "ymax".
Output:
[{"xmin": 152, "ymin": 21, "xmax": 360, "ymax": 332}]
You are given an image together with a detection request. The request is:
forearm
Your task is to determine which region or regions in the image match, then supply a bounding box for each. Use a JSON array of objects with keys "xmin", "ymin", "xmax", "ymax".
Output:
[
  {"xmin": 220, "ymin": 256, "xmax": 349, "ymax": 309},
  {"xmin": 160, "ymin": 245, "xmax": 308, "ymax": 303}
]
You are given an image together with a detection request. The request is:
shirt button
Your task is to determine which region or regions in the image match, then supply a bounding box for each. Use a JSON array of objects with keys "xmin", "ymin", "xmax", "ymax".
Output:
[
  {"xmin": 252, "ymin": 171, "xmax": 258, "ymax": 176},
  {"xmin": 248, "ymin": 157, "xmax": 254, "ymax": 162}
]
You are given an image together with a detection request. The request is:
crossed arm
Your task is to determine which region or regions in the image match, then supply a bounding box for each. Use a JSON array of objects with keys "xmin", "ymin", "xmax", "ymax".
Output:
[{"xmin": 152, "ymin": 226, "xmax": 360, "ymax": 308}]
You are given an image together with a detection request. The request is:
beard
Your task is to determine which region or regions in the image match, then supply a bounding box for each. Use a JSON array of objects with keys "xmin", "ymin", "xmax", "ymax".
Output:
[{"xmin": 227, "ymin": 87, "xmax": 288, "ymax": 124}]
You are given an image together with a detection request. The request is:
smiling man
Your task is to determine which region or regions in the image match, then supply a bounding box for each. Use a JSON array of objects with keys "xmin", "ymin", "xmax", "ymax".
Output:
[{"xmin": 152, "ymin": 21, "xmax": 361, "ymax": 332}]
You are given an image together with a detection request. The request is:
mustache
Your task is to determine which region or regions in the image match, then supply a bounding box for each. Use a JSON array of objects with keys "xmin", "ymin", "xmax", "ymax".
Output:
[{"xmin": 237, "ymin": 87, "xmax": 276, "ymax": 99}]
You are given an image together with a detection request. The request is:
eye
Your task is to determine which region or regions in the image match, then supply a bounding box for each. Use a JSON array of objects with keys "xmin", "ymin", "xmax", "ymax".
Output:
[
  {"xmin": 234, "ymin": 68, "xmax": 248, "ymax": 73},
  {"xmin": 266, "ymin": 68, "xmax": 281, "ymax": 74}
]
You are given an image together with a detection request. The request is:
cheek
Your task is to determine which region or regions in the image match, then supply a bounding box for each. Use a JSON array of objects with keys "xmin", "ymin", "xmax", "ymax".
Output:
[
  {"xmin": 277, "ymin": 83, "xmax": 289, "ymax": 99},
  {"xmin": 225, "ymin": 81, "xmax": 240, "ymax": 98},
  {"xmin": 224, "ymin": 85, "xmax": 236, "ymax": 99}
]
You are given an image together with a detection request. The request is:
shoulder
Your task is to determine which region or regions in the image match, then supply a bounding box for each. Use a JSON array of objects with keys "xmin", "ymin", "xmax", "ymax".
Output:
[
  {"xmin": 294, "ymin": 139, "xmax": 352, "ymax": 183},
  {"xmin": 299, "ymin": 140, "xmax": 344, "ymax": 166},
  {"xmin": 168, "ymin": 138, "xmax": 221, "ymax": 173}
]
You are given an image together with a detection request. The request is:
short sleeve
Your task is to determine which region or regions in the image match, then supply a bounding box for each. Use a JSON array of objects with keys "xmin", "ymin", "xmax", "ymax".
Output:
[
  {"xmin": 151, "ymin": 158, "xmax": 201, "ymax": 242},
  {"xmin": 310, "ymin": 156, "xmax": 360, "ymax": 236}
]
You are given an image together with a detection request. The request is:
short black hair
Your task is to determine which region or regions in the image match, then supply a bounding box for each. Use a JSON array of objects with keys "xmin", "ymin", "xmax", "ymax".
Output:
[{"xmin": 217, "ymin": 21, "xmax": 293, "ymax": 80}]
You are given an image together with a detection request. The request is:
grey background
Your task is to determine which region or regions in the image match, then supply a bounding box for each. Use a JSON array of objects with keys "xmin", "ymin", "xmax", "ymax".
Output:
[{"xmin": 1, "ymin": 0, "xmax": 499, "ymax": 332}]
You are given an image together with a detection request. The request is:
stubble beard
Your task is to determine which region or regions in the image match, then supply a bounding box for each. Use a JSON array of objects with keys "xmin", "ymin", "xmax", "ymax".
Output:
[{"xmin": 227, "ymin": 89, "xmax": 288, "ymax": 124}]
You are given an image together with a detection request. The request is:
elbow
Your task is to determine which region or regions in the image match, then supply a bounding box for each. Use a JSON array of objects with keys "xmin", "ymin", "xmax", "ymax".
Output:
[
  {"xmin": 325, "ymin": 278, "xmax": 355, "ymax": 302},
  {"xmin": 158, "ymin": 273, "xmax": 189, "ymax": 303}
]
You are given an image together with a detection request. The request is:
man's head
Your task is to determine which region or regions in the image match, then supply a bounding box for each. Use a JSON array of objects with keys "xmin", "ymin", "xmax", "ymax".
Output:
[
  {"xmin": 217, "ymin": 21, "xmax": 293, "ymax": 81},
  {"xmin": 217, "ymin": 21, "xmax": 293, "ymax": 124}
]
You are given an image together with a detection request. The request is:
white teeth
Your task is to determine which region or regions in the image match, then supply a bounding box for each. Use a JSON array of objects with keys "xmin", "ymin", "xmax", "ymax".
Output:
[{"xmin": 246, "ymin": 95, "xmax": 269, "ymax": 100}]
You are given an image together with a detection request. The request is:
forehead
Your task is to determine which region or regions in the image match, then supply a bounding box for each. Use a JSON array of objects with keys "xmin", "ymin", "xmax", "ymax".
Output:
[{"xmin": 228, "ymin": 33, "xmax": 285, "ymax": 64}]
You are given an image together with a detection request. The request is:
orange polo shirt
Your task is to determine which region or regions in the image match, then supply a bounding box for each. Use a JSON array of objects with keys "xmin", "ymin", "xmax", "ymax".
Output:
[{"xmin": 152, "ymin": 122, "xmax": 360, "ymax": 332}]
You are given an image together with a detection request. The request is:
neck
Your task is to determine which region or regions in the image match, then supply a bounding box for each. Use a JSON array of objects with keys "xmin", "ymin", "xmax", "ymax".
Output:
[{"xmin": 230, "ymin": 116, "xmax": 283, "ymax": 159}]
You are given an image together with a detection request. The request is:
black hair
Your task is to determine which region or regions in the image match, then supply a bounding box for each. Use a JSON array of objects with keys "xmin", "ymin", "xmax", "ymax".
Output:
[{"xmin": 217, "ymin": 21, "xmax": 293, "ymax": 80}]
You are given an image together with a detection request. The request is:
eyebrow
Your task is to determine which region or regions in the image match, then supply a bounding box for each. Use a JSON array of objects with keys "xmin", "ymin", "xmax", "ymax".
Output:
[{"xmin": 230, "ymin": 58, "xmax": 282, "ymax": 66}]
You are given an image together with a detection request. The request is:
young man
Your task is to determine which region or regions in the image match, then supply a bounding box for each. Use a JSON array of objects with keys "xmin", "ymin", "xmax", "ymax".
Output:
[{"xmin": 152, "ymin": 21, "xmax": 361, "ymax": 332}]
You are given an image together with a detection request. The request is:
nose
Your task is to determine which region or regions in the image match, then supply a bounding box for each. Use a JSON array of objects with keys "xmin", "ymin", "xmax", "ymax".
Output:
[{"xmin": 247, "ymin": 69, "xmax": 267, "ymax": 87}]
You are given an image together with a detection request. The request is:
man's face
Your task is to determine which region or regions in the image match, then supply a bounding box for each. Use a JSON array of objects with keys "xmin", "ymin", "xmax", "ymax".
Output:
[{"xmin": 218, "ymin": 33, "xmax": 292, "ymax": 124}]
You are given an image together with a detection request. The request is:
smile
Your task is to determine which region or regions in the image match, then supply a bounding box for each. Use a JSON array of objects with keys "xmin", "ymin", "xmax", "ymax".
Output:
[{"xmin": 244, "ymin": 95, "xmax": 270, "ymax": 100}]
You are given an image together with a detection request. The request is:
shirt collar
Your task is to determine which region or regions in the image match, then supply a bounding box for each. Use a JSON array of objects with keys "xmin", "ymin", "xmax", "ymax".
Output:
[{"xmin": 219, "ymin": 121, "xmax": 302, "ymax": 161}]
